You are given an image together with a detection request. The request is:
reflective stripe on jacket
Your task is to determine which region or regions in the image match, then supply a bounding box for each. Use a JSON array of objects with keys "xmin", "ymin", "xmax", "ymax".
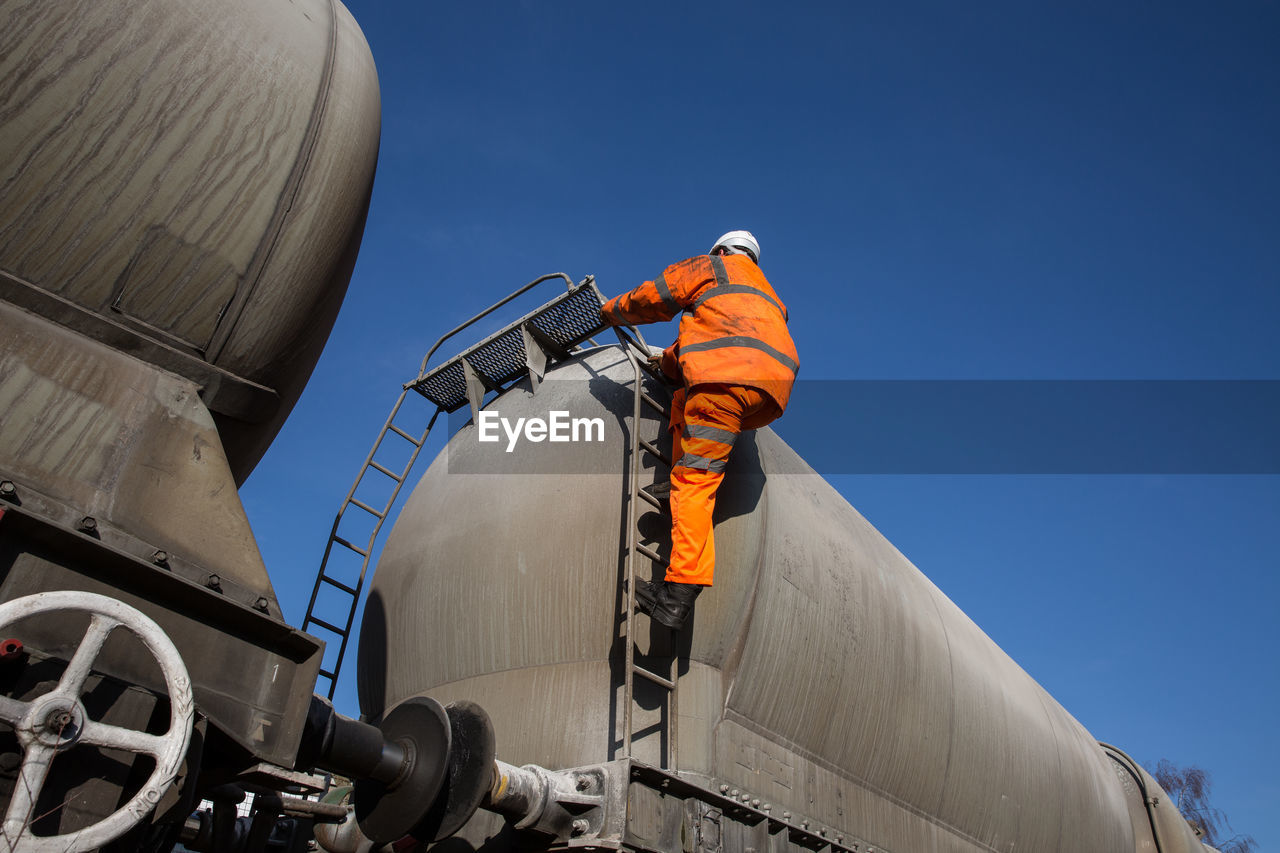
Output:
[{"xmin": 601, "ymin": 254, "xmax": 799, "ymax": 410}]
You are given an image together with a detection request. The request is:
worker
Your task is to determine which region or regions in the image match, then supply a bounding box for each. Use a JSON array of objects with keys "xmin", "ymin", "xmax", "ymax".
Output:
[{"xmin": 600, "ymin": 231, "xmax": 798, "ymax": 630}]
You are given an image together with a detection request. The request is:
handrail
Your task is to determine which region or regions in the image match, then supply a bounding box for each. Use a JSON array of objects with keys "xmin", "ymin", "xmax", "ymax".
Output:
[
  {"xmin": 415, "ymin": 273, "xmax": 575, "ymax": 378},
  {"xmin": 1099, "ymin": 742, "xmax": 1167, "ymax": 853},
  {"xmin": 612, "ymin": 324, "xmax": 649, "ymax": 358}
]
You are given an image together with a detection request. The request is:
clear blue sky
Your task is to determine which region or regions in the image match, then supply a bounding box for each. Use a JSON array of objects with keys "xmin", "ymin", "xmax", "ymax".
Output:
[{"xmin": 240, "ymin": 2, "xmax": 1279, "ymax": 846}]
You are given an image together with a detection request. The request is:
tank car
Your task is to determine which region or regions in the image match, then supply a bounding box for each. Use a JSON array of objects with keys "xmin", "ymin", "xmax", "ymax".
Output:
[
  {"xmin": 0, "ymin": 0, "xmax": 416, "ymax": 849},
  {"xmin": 0, "ymin": 0, "xmax": 1218, "ymax": 851},
  {"xmin": 353, "ymin": 331, "xmax": 1215, "ymax": 853}
]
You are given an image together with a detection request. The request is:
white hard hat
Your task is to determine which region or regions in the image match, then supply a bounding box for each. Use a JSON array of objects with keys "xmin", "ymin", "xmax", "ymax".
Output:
[{"xmin": 710, "ymin": 230, "xmax": 760, "ymax": 264}]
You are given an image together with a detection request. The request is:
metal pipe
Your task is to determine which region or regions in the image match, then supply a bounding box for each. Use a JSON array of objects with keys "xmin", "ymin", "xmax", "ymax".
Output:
[{"xmin": 1100, "ymin": 742, "xmax": 1166, "ymax": 853}]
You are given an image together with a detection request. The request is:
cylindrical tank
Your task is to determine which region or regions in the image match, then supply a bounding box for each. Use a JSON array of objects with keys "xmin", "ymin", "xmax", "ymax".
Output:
[
  {"xmin": 0, "ymin": 0, "xmax": 380, "ymax": 825},
  {"xmin": 358, "ymin": 345, "xmax": 1138, "ymax": 852},
  {"xmin": 0, "ymin": 0, "xmax": 380, "ymax": 481}
]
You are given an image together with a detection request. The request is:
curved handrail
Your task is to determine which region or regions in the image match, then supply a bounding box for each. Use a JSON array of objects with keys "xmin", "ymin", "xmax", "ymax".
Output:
[
  {"xmin": 415, "ymin": 273, "xmax": 575, "ymax": 378},
  {"xmin": 1099, "ymin": 741, "xmax": 1168, "ymax": 853}
]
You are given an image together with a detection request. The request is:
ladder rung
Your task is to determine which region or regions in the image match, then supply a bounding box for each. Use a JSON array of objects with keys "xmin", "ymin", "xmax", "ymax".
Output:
[
  {"xmin": 387, "ymin": 424, "xmax": 423, "ymax": 446},
  {"xmin": 368, "ymin": 460, "xmax": 403, "ymax": 481},
  {"xmin": 639, "ymin": 363, "xmax": 669, "ymax": 384},
  {"xmin": 637, "ymin": 438, "xmax": 670, "ymax": 465},
  {"xmin": 307, "ymin": 616, "xmax": 345, "ymax": 635},
  {"xmin": 631, "ymin": 664, "xmax": 675, "ymax": 690},
  {"xmin": 637, "ymin": 489, "xmax": 663, "ymax": 510},
  {"xmin": 331, "ymin": 536, "xmax": 369, "ymax": 557},
  {"xmin": 636, "ymin": 543, "xmax": 666, "ymax": 565},
  {"xmin": 622, "ymin": 333, "xmax": 649, "ymax": 357},
  {"xmin": 317, "ymin": 668, "xmax": 336, "ymax": 680},
  {"xmin": 347, "ymin": 498, "xmax": 386, "ymax": 519},
  {"xmin": 320, "ymin": 574, "xmax": 358, "ymax": 595},
  {"xmin": 640, "ymin": 392, "xmax": 669, "ymax": 418}
]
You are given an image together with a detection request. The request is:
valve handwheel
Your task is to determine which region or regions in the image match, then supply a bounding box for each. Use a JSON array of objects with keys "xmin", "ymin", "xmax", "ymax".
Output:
[{"xmin": 0, "ymin": 592, "xmax": 194, "ymax": 853}]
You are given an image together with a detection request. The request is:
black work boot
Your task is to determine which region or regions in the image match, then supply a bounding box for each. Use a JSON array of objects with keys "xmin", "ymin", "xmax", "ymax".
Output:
[
  {"xmin": 635, "ymin": 580, "xmax": 701, "ymax": 630},
  {"xmin": 635, "ymin": 578, "xmax": 660, "ymax": 610},
  {"xmin": 641, "ymin": 480, "xmax": 671, "ymax": 506}
]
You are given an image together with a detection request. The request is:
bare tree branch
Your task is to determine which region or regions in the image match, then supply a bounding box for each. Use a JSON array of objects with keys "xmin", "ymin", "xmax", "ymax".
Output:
[{"xmin": 1148, "ymin": 759, "xmax": 1256, "ymax": 853}]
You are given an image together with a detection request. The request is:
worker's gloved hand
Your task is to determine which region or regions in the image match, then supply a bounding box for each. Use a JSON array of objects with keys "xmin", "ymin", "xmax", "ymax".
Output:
[{"xmin": 646, "ymin": 353, "xmax": 681, "ymax": 387}]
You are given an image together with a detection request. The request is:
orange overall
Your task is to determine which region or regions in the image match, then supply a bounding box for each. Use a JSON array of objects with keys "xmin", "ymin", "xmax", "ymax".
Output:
[{"xmin": 601, "ymin": 254, "xmax": 798, "ymax": 586}]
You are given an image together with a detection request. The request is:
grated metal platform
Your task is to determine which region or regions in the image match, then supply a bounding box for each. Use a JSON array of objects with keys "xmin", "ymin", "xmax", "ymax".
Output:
[{"xmin": 409, "ymin": 280, "xmax": 607, "ymax": 412}]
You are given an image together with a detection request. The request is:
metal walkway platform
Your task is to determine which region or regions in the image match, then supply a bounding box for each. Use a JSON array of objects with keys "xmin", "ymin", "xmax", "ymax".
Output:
[{"xmin": 409, "ymin": 278, "xmax": 607, "ymax": 416}]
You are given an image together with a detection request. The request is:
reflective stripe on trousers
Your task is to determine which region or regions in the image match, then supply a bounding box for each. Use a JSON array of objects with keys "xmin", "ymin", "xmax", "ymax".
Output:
[{"xmin": 666, "ymin": 383, "xmax": 780, "ymax": 586}]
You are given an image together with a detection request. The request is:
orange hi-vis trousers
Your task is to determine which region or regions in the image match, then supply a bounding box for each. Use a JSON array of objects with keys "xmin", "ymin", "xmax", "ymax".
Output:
[{"xmin": 666, "ymin": 383, "xmax": 781, "ymax": 586}]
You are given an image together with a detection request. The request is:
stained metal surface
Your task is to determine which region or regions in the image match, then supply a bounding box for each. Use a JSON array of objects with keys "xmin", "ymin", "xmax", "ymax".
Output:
[
  {"xmin": 0, "ymin": 0, "xmax": 375, "ymax": 780},
  {"xmin": 0, "ymin": 503, "xmax": 324, "ymax": 767},
  {"xmin": 0, "ymin": 303, "xmax": 270, "ymax": 591},
  {"xmin": 0, "ymin": 292, "xmax": 323, "ymax": 773},
  {"xmin": 0, "ymin": 0, "xmax": 381, "ymax": 480},
  {"xmin": 358, "ymin": 345, "xmax": 1138, "ymax": 852}
]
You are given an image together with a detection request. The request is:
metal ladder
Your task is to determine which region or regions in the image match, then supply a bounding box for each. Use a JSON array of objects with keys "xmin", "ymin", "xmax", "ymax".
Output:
[
  {"xmin": 302, "ymin": 273, "xmax": 608, "ymax": 699},
  {"xmin": 302, "ymin": 393, "xmax": 440, "ymax": 699},
  {"xmin": 614, "ymin": 325, "xmax": 680, "ymax": 769}
]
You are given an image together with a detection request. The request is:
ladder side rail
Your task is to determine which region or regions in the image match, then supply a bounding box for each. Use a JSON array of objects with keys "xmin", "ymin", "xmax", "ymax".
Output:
[
  {"xmin": 615, "ymin": 326, "xmax": 678, "ymax": 769},
  {"xmin": 585, "ymin": 280, "xmax": 651, "ymax": 356},
  {"xmin": 303, "ymin": 388, "xmax": 412, "ymax": 635},
  {"xmin": 613, "ymin": 324, "xmax": 675, "ymax": 417},
  {"xmin": 325, "ymin": 406, "xmax": 443, "ymax": 697},
  {"xmin": 310, "ymin": 273, "xmax": 607, "ymax": 699},
  {"xmin": 620, "ymin": 340, "xmax": 645, "ymax": 760},
  {"xmin": 304, "ymin": 388, "xmax": 442, "ymax": 698},
  {"xmin": 610, "ymin": 322, "xmax": 652, "ymax": 366},
  {"xmin": 336, "ymin": 389, "xmax": 414, "ymax": 508},
  {"xmin": 302, "ymin": 515, "xmax": 349, "ymax": 641}
]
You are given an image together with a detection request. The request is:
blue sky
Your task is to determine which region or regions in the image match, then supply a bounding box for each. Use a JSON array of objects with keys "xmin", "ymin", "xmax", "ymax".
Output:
[{"xmin": 240, "ymin": 2, "xmax": 1278, "ymax": 846}]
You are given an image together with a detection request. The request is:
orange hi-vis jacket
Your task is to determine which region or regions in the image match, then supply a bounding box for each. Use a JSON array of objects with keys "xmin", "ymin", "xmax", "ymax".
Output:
[{"xmin": 601, "ymin": 254, "xmax": 799, "ymax": 410}]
